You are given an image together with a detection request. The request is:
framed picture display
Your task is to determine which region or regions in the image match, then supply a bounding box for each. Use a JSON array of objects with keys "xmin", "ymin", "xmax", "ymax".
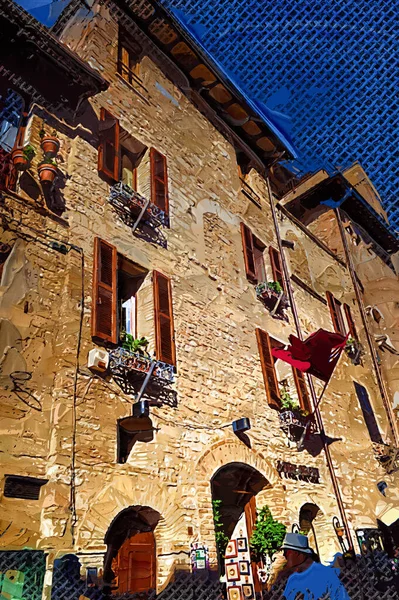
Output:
[
  {"xmin": 242, "ymin": 584, "xmax": 255, "ymax": 599},
  {"xmin": 225, "ymin": 539, "xmax": 238, "ymax": 558},
  {"xmin": 237, "ymin": 537, "xmax": 248, "ymax": 552},
  {"xmin": 239, "ymin": 561, "xmax": 250, "ymax": 576},
  {"xmin": 226, "ymin": 562, "xmax": 240, "ymax": 582},
  {"xmin": 227, "ymin": 586, "xmax": 243, "ymax": 600}
]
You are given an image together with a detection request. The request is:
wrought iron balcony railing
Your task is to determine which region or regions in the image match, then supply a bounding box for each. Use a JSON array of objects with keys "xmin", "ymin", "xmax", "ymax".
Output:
[
  {"xmin": 109, "ymin": 347, "xmax": 174, "ymax": 384},
  {"xmin": 109, "ymin": 182, "xmax": 168, "ymax": 229},
  {"xmin": 256, "ymin": 281, "xmax": 289, "ymax": 316}
]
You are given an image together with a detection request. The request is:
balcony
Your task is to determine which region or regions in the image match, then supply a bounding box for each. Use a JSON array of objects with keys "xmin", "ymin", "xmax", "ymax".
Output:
[
  {"xmin": 109, "ymin": 347, "xmax": 174, "ymax": 384},
  {"xmin": 256, "ymin": 281, "xmax": 289, "ymax": 318},
  {"xmin": 371, "ymin": 442, "xmax": 399, "ymax": 474},
  {"xmin": 109, "ymin": 182, "xmax": 168, "ymax": 229}
]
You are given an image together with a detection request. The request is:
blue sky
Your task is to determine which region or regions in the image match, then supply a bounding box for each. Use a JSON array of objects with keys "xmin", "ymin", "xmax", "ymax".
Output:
[{"xmin": 14, "ymin": 0, "xmax": 71, "ymax": 26}]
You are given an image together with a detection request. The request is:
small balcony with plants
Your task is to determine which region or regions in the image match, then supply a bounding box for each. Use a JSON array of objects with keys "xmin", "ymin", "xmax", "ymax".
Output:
[
  {"xmin": 371, "ymin": 441, "xmax": 399, "ymax": 474},
  {"xmin": 109, "ymin": 182, "xmax": 168, "ymax": 230},
  {"xmin": 278, "ymin": 389, "xmax": 314, "ymax": 442},
  {"xmin": 344, "ymin": 336, "xmax": 365, "ymax": 366},
  {"xmin": 109, "ymin": 334, "xmax": 175, "ymax": 385},
  {"xmin": 256, "ymin": 281, "xmax": 289, "ymax": 318}
]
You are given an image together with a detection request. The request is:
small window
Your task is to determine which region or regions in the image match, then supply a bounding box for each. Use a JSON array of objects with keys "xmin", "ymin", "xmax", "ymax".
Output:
[
  {"xmin": 117, "ymin": 29, "xmax": 142, "ymax": 85},
  {"xmin": 326, "ymin": 291, "xmax": 346, "ymax": 335},
  {"xmin": 4, "ymin": 475, "xmax": 47, "ymax": 500},
  {"xmin": 354, "ymin": 382, "xmax": 383, "ymax": 443},
  {"xmin": 240, "ymin": 223, "xmax": 266, "ymax": 284}
]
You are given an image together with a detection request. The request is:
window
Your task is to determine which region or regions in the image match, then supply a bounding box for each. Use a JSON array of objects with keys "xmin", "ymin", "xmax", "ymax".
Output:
[
  {"xmin": 91, "ymin": 238, "xmax": 176, "ymax": 365},
  {"xmin": 344, "ymin": 303, "xmax": 358, "ymax": 340},
  {"xmin": 98, "ymin": 110, "xmax": 169, "ymax": 214},
  {"xmin": 240, "ymin": 223, "xmax": 266, "ymax": 283},
  {"xmin": 0, "ymin": 89, "xmax": 25, "ymax": 191},
  {"xmin": 354, "ymin": 382, "xmax": 383, "ymax": 443},
  {"xmin": 256, "ymin": 328, "xmax": 280, "ymax": 409},
  {"xmin": 326, "ymin": 291, "xmax": 346, "ymax": 335},
  {"xmin": 293, "ymin": 367, "xmax": 312, "ymax": 413},
  {"xmin": 117, "ymin": 28, "xmax": 142, "ymax": 85},
  {"xmin": 269, "ymin": 246, "xmax": 285, "ymax": 291}
]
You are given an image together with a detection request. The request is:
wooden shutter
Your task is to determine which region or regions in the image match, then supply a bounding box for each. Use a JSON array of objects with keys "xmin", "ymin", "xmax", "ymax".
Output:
[
  {"xmin": 256, "ymin": 328, "xmax": 280, "ymax": 409},
  {"xmin": 326, "ymin": 292, "xmax": 345, "ymax": 335},
  {"xmin": 293, "ymin": 367, "xmax": 312, "ymax": 413},
  {"xmin": 150, "ymin": 148, "xmax": 169, "ymax": 214},
  {"xmin": 98, "ymin": 108, "xmax": 120, "ymax": 181},
  {"xmin": 269, "ymin": 246, "xmax": 285, "ymax": 291},
  {"xmin": 153, "ymin": 271, "xmax": 176, "ymax": 365},
  {"xmin": 240, "ymin": 223, "xmax": 257, "ymax": 282},
  {"xmin": 92, "ymin": 237, "xmax": 117, "ymax": 343},
  {"xmin": 344, "ymin": 303, "xmax": 358, "ymax": 340}
]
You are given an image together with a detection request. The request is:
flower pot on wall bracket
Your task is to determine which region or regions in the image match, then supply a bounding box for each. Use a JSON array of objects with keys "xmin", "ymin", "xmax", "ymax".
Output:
[
  {"xmin": 11, "ymin": 145, "xmax": 35, "ymax": 171},
  {"xmin": 40, "ymin": 135, "xmax": 60, "ymax": 157},
  {"xmin": 256, "ymin": 281, "xmax": 289, "ymax": 317},
  {"xmin": 38, "ymin": 163, "xmax": 58, "ymax": 184},
  {"xmin": 279, "ymin": 409, "xmax": 307, "ymax": 441},
  {"xmin": 344, "ymin": 338, "xmax": 365, "ymax": 366}
]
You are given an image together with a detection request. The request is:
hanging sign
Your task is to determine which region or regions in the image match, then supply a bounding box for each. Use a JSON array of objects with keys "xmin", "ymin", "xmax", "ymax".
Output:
[{"xmin": 190, "ymin": 542, "xmax": 209, "ymax": 571}]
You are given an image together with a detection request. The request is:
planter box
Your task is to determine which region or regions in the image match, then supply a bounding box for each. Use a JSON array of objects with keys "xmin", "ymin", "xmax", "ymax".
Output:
[
  {"xmin": 109, "ymin": 182, "xmax": 168, "ymax": 228},
  {"xmin": 256, "ymin": 282, "xmax": 289, "ymax": 315},
  {"xmin": 345, "ymin": 341, "xmax": 364, "ymax": 366},
  {"xmin": 109, "ymin": 347, "xmax": 174, "ymax": 383}
]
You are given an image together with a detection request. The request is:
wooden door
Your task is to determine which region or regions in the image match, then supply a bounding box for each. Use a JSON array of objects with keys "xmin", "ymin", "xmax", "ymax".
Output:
[{"xmin": 114, "ymin": 531, "xmax": 156, "ymax": 594}]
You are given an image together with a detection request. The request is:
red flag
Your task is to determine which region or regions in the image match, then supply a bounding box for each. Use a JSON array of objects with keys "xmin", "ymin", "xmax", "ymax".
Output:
[{"xmin": 271, "ymin": 329, "xmax": 348, "ymax": 382}]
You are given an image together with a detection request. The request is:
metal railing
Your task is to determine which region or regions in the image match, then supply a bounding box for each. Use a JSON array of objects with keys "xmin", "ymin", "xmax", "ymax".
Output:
[
  {"xmin": 109, "ymin": 347, "xmax": 174, "ymax": 383},
  {"xmin": 109, "ymin": 182, "xmax": 169, "ymax": 229}
]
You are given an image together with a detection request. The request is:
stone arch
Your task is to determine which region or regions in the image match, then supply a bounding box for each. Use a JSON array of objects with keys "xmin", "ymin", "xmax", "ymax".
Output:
[{"xmin": 194, "ymin": 438, "xmax": 283, "ymax": 568}]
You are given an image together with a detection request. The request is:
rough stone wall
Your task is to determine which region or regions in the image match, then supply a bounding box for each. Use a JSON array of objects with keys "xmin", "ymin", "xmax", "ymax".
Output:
[{"xmin": 0, "ymin": 3, "xmax": 398, "ymax": 595}]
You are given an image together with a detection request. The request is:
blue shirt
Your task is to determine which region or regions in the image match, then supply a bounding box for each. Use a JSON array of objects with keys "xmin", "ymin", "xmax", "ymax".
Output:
[{"xmin": 283, "ymin": 561, "xmax": 350, "ymax": 600}]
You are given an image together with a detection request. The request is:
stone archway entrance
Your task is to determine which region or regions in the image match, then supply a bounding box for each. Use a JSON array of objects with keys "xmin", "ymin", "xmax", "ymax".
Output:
[
  {"xmin": 104, "ymin": 505, "xmax": 160, "ymax": 596},
  {"xmin": 211, "ymin": 462, "xmax": 269, "ymax": 591}
]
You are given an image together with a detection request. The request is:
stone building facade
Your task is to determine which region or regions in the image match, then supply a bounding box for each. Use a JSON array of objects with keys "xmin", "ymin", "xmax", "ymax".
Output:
[{"xmin": 1, "ymin": 0, "xmax": 399, "ymax": 597}]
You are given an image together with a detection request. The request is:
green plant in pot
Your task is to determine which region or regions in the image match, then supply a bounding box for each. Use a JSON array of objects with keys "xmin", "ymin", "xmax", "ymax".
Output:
[
  {"xmin": 121, "ymin": 332, "xmax": 150, "ymax": 355},
  {"xmin": 280, "ymin": 389, "xmax": 308, "ymax": 418},
  {"xmin": 250, "ymin": 505, "xmax": 286, "ymax": 563},
  {"xmin": 267, "ymin": 281, "xmax": 283, "ymax": 294},
  {"xmin": 40, "ymin": 128, "xmax": 60, "ymax": 157},
  {"xmin": 38, "ymin": 156, "xmax": 58, "ymax": 184},
  {"xmin": 11, "ymin": 144, "xmax": 36, "ymax": 171}
]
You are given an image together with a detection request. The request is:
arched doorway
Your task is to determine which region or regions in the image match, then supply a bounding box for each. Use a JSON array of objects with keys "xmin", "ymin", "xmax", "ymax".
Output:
[
  {"xmin": 211, "ymin": 462, "xmax": 269, "ymax": 590},
  {"xmin": 104, "ymin": 505, "xmax": 160, "ymax": 596},
  {"xmin": 299, "ymin": 503, "xmax": 320, "ymax": 557}
]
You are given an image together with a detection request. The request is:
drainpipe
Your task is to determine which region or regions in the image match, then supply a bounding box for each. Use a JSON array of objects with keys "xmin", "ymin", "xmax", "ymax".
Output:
[
  {"xmin": 266, "ymin": 177, "xmax": 354, "ymax": 552},
  {"xmin": 335, "ymin": 208, "xmax": 399, "ymax": 446}
]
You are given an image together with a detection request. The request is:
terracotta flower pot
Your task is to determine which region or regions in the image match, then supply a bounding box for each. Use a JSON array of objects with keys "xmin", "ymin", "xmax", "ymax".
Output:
[
  {"xmin": 40, "ymin": 136, "xmax": 60, "ymax": 157},
  {"xmin": 38, "ymin": 163, "xmax": 58, "ymax": 184},
  {"xmin": 11, "ymin": 149, "xmax": 30, "ymax": 171}
]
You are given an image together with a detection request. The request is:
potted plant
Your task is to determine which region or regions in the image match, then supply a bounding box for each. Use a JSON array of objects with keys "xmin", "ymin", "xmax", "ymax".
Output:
[
  {"xmin": 250, "ymin": 505, "xmax": 286, "ymax": 581},
  {"xmin": 279, "ymin": 389, "xmax": 309, "ymax": 439},
  {"xmin": 40, "ymin": 128, "xmax": 60, "ymax": 157},
  {"xmin": 38, "ymin": 157, "xmax": 58, "ymax": 184},
  {"xmin": 11, "ymin": 144, "xmax": 36, "ymax": 171},
  {"xmin": 256, "ymin": 281, "xmax": 289, "ymax": 313},
  {"xmin": 120, "ymin": 333, "xmax": 150, "ymax": 355}
]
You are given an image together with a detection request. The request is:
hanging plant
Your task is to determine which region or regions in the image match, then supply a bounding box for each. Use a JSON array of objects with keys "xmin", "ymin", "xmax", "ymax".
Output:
[
  {"xmin": 40, "ymin": 129, "xmax": 60, "ymax": 157},
  {"xmin": 38, "ymin": 157, "xmax": 58, "ymax": 184},
  {"xmin": 212, "ymin": 499, "xmax": 229, "ymax": 560},
  {"xmin": 120, "ymin": 332, "xmax": 150, "ymax": 356},
  {"xmin": 250, "ymin": 505, "xmax": 286, "ymax": 562},
  {"xmin": 11, "ymin": 144, "xmax": 36, "ymax": 171}
]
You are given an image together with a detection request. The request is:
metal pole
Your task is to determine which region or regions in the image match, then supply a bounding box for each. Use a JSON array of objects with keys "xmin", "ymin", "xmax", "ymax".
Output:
[
  {"xmin": 266, "ymin": 177, "xmax": 354, "ymax": 551},
  {"xmin": 335, "ymin": 207, "xmax": 399, "ymax": 446}
]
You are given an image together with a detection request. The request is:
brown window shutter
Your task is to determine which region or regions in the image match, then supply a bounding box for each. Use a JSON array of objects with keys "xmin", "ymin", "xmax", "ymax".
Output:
[
  {"xmin": 98, "ymin": 108, "xmax": 120, "ymax": 181},
  {"xmin": 150, "ymin": 148, "xmax": 169, "ymax": 214},
  {"xmin": 256, "ymin": 328, "xmax": 280, "ymax": 409},
  {"xmin": 293, "ymin": 367, "xmax": 312, "ymax": 413},
  {"xmin": 326, "ymin": 291, "xmax": 345, "ymax": 335},
  {"xmin": 269, "ymin": 246, "xmax": 285, "ymax": 291},
  {"xmin": 240, "ymin": 222, "xmax": 257, "ymax": 282},
  {"xmin": 153, "ymin": 271, "xmax": 176, "ymax": 366},
  {"xmin": 92, "ymin": 237, "xmax": 118, "ymax": 343},
  {"xmin": 344, "ymin": 303, "xmax": 358, "ymax": 340}
]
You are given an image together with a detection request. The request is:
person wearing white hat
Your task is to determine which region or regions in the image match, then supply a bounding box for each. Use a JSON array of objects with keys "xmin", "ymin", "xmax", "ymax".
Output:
[{"xmin": 280, "ymin": 533, "xmax": 350, "ymax": 599}]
